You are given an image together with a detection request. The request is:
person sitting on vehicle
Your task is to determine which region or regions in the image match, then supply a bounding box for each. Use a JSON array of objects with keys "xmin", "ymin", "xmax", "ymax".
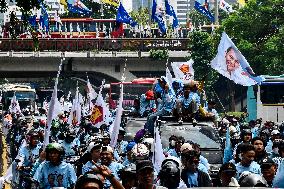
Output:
[
  {"xmin": 158, "ymin": 156, "xmax": 187, "ymax": 189},
  {"xmin": 180, "ymin": 147, "xmax": 212, "ymax": 187},
  {"xmin": 251, "ymin": 137, "xmax": 269, "ymax": 165},
  {"xmin": 139, "ymin": 90, "xmax": 156, "ymax": 117},
  {"xmin": 202, "ymin": 100, "xmax": 219, "ymax": 127},
  {"xmin": 33, "ymin": 143, "xmax": 77, "ymax": 189},
  {"xmin": 145, "ymin": 77, "xmax": 175, "ymax": 136},
  {"xmin": 167, "ymin": 136, "xmax": 185, "ymax": 158},
  {"xmin": 100, "ymin": 146, "xmax": 124, "ymax": 188},
  {"xmin": 260, "ymin": 157, "xmax": 278, "ymax": 187},
  {"xmin": 82, "ymin": 142, "xmax": 102, "ymax": 174},
  {"xmin": 172, "ymin": 79, "xmax": 184, "ymax": 98},
  {"xmin": 176, "ymin": 82, "xmax": 200, "ymax": 125},
  {"xmin": 235, "ymin": 143, "xmax": 261, "ymax": 180}
]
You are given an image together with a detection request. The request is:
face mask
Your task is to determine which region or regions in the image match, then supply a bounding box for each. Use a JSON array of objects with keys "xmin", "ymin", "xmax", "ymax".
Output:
[
  {"xmin": 272, "ymin": 148, "xmax": 279, "ymax": 155},
  {"xmin": 170, "ymin": 140, "xmax": 176, "ymax": 147}
]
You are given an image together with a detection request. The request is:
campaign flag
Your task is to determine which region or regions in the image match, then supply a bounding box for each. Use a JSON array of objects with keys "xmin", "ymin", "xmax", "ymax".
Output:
[
  {"xmin": 171, "ymin": 60, "xmax": 195, "ymax": 83},
  {"xmin": 194, "ymin": 0, "xmax": 214, "ymax": 23},
  {"xmin": 67, "ymin": 0, "xmax": 92, "ymax": 15},
  {"xmin": 166, "ymin": 67, "xmax": 173, "ymax": 86},
  {"xmin": 165, "ymin": 0, "xmax": 179, "ymax": 28},
  {"xmin": 116, "ymin": 3, "xmax": 137, "ymax": 27},
  {"xmin": 9, "ymin": 94, "xmax": 21, "ymax": 114},
  {"xmin": 211, "ymin": 32, "xmax": 265, "ymax": 86},
  {"xmin": 86, "ymin": 78, "xmax": 97, "ymax": 112},
  {"xmin": 219, "ymin": 0, "xmax": 233, "ymax": 13},
  {"xmin": 68, "ymin": 87, "xmax": 82, "ymax": 126},
  {"xmin": 110, "ymin": 82, "xmax": 123, "ymax": 148},
  {"xmin": 28, "ymin": 15, "xmax": 37, "ymax": 27},
  {"xmin": 152, "ymin": 0, "xmax": 166, "ymax": 34},
  {"xmin": 223, "ymin": 126, "xmax": 233, "ymax": 163},
  {"xmin": 44, "ymin": 61, "xmax": 63, "ymax": 146},
  {"xmin": 152, "ymin": 127, "xmax": 165, "ymax": 173},
  {"xmin": 101, "ymin": 0, "xmax": 119, "ymax": 7}
]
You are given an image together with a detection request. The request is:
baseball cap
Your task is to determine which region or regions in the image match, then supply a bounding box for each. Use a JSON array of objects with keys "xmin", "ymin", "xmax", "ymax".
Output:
[
  {"xmin": 101, "ymin": 145, "xmax": 114, "ymax": 154},
  {"xmin": 180, "ymin": 143, "xmax": 193, "ymax": 152},
  {"xmin": 136, "ymin": 160, "xmax": 154, "ymax": 173},
  {"xmin": 87, "ymin": 142, "xmax": 102, "ymax": 153},
  {"xmin": 271, "ymin": 130, "xmax": 280, "ymax": 135},
  {"xmin": 219, "ymin": 162, "xmax": 237, "ymax": 173},
  {"xmin": 145, "ymin": 90, "xmax": 155, "ymax": 100},
  {"xmin": 260, "ymin": 158, "xmax": 276, "ymax": 170}
]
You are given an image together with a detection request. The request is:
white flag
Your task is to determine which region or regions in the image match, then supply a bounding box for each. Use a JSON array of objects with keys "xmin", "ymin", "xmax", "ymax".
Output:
[
  {"xmin": 87, "ymin": 78, "xmax": 97, "ymax": 112},
  {"xmin": 171, "ymin": 60, "xmax": 194, "ymax": 83},
  {"xmin": 54, "ymin": 11, "xmax": 62, "ymax": 25},
  {"xmin": 68, "ymin": 87, "xmax": 82, "ymax": 126},
  {"xmin": 211, "ymin": 32, "xmax": 265, "ymax": 86},
  {"xmin": 110, "ymin": 82, "xmax": 123, "ymax": 148},
  {"xmin": 219, "ymin": 0, "xmax": 234, "ymax": 13},
  {"xmin": 9, "ymin": 94, "xmax": 21, "ymax": 114},
  {"xmin": 166, "ymin": 67, "xmax": 173, "ymax": 86},
  {"xmin": 77, "ymin": 23, "xmax": 81, "ymax": 33},
  {"xmin": 152, "ymin": 127, "xmax": 165, "ymax": 173}
]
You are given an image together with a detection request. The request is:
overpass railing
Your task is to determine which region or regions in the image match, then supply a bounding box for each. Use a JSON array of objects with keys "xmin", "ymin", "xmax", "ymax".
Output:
[{"xmin": 0, "ymin": 38, "xmax": 189, "ymax": 52}]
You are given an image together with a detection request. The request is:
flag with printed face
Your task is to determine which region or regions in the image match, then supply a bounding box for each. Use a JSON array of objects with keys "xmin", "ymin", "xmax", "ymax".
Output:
[
  {"xmin": 211, "ymin": 32, "xmax": 265, "ymax": 86},
  {"xmin": 171, "ymin": 60, "xmax": 195, "ymax": 83},
  {"xmin": 194, "ymin": 0, "xmax": 214, "ymax": 23},
  {"xmin": 219, "ymin": 0, "xmax": 233, "ymax": 13},
  {"xmin": 9, "ymin": 94, "xmax": 21, "ymax": 114}
]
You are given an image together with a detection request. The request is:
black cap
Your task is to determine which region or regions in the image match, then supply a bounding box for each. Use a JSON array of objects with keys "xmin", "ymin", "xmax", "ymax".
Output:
[
  {"xmin": 260, "ymin": 158, "xmax": 276, "ymax": 170},
  {"xmin": 219, "ymin": 162, "xmax": 236, "ymax": 173},
  {"xmin": 136, "ymin": 160, "xmax": 154, "ymax": 173}
]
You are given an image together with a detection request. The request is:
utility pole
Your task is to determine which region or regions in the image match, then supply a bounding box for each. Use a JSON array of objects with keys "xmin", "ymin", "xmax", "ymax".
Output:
[{"xmin": 214, "ymin": 0, "xmax": 219, "ymax": 25}]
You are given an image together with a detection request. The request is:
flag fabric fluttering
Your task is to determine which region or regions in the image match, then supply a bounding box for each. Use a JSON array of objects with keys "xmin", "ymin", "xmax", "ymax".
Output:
[
  {"xmin": 166, "ymin": 66, "xmax": 173, "ymax": 87},
  {"xmin": 116, "ymin": 3, "xmax": 137, "ymax": 27},
  {"xmin": 171, "ymin": 60, "xmax": 195, "ymax": 83},
  {"xmin": 194, "ymin": 0, "xmax": 214, "ymax": 23},
  {"xmin": 44, "ymin": 60, "xmax": 63, "ymax": 147},
  {"xmin": 67, "ymin": 0, "xmax": 92, "ymax": 15},
  {"xmin": 223, "ymin": 126, "xmax": 233, "ymax": 163},
  {"xmin": 152, "ymin": 127, "xmax": 165, "ymax": 173},
  {"xmin": 211, "ymin": 32, "xmax": 265, "ymax": 86},
  {"xmin": 39, "ymin": 1, "xmax": 49, "ymax": 33},
  {"xmin": 152, "ymin": 0, "xmax": 166, "ymax": 34},
  {"xmin": 101, "ymin": 0, "xmax": 119, "ymax": 7},
  {"xmin": 165, "ymin": 0, "xmax": 179, "ymax": 29},
  {"xmin": 54, "ymin": 11, "xmax": 62, "ymax": 25},
  {"xmin": 9, "ymin": 94, "xmax": 21, "ymax": 114},
  {"xmin": 68, "ymin": 87, "xmax": 82, "ymax": 126},
  {"xmin": 219, "ymin": 0, "xmax": 234, "ymax": 13},
  {"xmin": 86, "ymin": 77, "xmax": 97, "ymax": 112},
  {"xmin": 28, "ymin": 15, "xmax": 37, "ymax": 27}
]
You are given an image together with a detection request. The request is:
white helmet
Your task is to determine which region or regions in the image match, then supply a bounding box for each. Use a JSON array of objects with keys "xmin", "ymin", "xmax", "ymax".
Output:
[{"xmin": 131, "ymin": 143, "xmax": 149, "ymax": 157}]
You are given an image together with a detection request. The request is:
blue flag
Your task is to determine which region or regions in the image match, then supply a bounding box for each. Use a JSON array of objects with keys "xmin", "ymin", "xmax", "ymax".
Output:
[
  {"xmin": 152, "ymin": 0, "xmax": 166, "ymax": 34},
  {"xmin": 29, "ymin": 15, "xmax": 37, "ymax": 27},
  {"xmin": 194, "ymin": 0, "xmax": 214, "ymax": 23},
  {"xmin": 223, "ymin": 126, "xmax": 233, "ymax": 163},
  {"xmin": 39, "ymin": 3, "xmax": 49, "ymax": 33},
  {"xmin": 116, "ymin": 3, "xmax": 137, "ymax": 27},
  {"xmin": 165, "ymin": 0, "xmax": 178, "ymax": 29},
  {"xmin": 67, "ymin": 0, "xmax": 92, "ymax": 15}
]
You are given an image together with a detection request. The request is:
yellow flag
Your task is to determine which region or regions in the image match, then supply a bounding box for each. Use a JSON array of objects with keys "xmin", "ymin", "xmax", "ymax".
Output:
[
  {"xmin": 239, "ymin": 0, "xmax": 246, "ymax": 7},
  {"xmin": 60, "ymin": 0, "xmax": 67, "ymax": 9},
  {"xmin": 101, "ymin": 0, "xmax": 119, "ymax": 7}
]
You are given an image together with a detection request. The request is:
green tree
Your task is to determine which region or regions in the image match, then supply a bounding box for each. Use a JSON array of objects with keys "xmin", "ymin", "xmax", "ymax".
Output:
[
  {"xmin": 130, "ymin": 7, "xmax": 149, "ymax": 26},
  {"xmin": 221, "ymin": 0, "xmax": 284, "ymax": 76}
]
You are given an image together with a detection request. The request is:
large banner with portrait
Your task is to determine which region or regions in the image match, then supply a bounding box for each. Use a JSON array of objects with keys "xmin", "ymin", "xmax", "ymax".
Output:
[{"xmin": 211, "ymin": 32, "xmax": 265, "ymax": 86}]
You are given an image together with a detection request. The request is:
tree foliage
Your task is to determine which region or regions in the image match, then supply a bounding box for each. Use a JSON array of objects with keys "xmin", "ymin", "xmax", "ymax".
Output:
[
  {"xmin": 221, "ymin": 0, "xmax": 284, "ymax": 75},
  {"xmin": 130, "ymin": 7, "xmax": 150, "ymax": 26}
]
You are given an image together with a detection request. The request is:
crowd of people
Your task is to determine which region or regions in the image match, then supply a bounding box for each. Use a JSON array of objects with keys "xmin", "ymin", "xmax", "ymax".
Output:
[{"xmin": 1, "ymin": 76, "xmax": 284, "ymax": 189}]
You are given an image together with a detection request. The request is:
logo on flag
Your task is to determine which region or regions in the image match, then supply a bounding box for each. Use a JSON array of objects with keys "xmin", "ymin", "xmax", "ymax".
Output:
[
  {"xmin": 171, "ymin": 60, "xmax": 195, "ymax": 82},
  {"xmin": 90, "ymin": 105, "xmax": 103, "ymax": 125}
]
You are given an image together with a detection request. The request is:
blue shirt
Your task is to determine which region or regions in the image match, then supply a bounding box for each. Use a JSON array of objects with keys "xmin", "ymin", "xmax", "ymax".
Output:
[
  {"xmin": 199, "ymin": 155, "xmax": 210, "ymax": 171},
  {"xmin": 60, "ymin": 139, "xmax": 80, "ymax": 156},
  {"xmin": 18, "ymin": 144, "xmax": 42, "ymax": 167},
  {"xmin": 82, "ymin": 161, "xmax": 101, "ymax": 174},
  {"xmin": 186, "ymin": 172, "xmax": 198, "ymax": 187},
  {"xmin": 179, "ymin": 92, "xmax": 200, "ymax": 108},
  {"xmin": 273, "ymin": 158, "xmax": 284, "ymax": 188},
  {"xmin": 235, "ymin": 161, "xmax": 261, "ymax": 180},
  {"xmin": 167, "ymin": 148, "xmax": 179, "ymax": 158},
  {"xmin": 33, "ymin": 161, "xmax": 77, "ymax": 189},
  {"xmin": 104, "ymin": 162, "xmax": 124, "ymax": 188}
]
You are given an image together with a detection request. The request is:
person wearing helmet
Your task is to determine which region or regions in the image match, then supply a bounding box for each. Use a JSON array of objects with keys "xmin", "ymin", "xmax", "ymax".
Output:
[
  {"xmin": 82, "ymin": 142, "xmax": 102, "ymax": 174},
  {"xmin": 33, "ymin": 143, "xmax": 77, "ymax": 189},
  {"xmin": 218, "ymin": 162, "xmax": 239, "ymax": 187},
  {"xmin": 251, "ymin": 137, "xmax": 269, "ymax": 165},
  {"xmin": 100, "ymin": 146, "xmax": 124, "ymax": 188},
  {"xmin": 118, "ymin": 164, "xmax": 137, "ymax": 189},
  {"xmin": 235, "ymin": 143, "xmax": 261, "ymax": 180},
  {"xmin": 238, "ymin": 171, "xmax": 268, "ymax": 187},
  {"xmin": 158, "ymin": 156, "xmax": 186, "ymax": 189}
]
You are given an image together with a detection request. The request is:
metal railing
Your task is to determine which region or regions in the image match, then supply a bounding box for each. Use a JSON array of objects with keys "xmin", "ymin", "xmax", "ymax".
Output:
[{"xmin": 0, "ymin": 38, "xmax": 189, "ymax": 52}]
